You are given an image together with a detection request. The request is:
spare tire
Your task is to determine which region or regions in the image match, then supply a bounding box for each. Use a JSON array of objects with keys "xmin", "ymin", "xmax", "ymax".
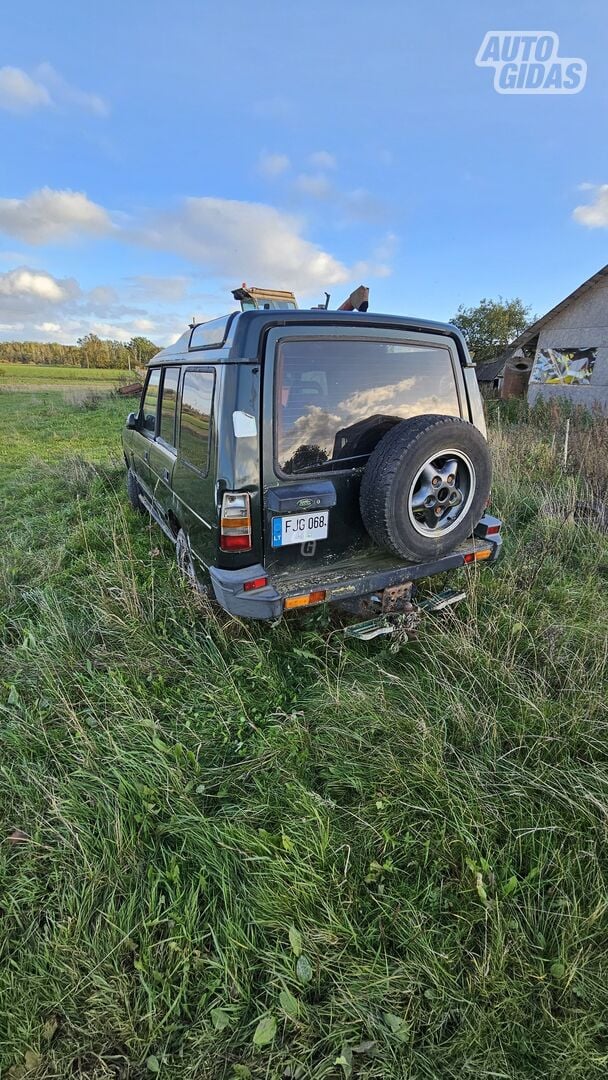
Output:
[{"xmin": 359, "ymin": 414, "xmax": 492, "ymax": 562}]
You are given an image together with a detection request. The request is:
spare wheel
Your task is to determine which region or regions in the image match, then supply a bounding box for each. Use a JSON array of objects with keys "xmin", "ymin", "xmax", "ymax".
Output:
[{"xmin": 359, "ymin": 414, "xmax": 492, "ymax": 562}]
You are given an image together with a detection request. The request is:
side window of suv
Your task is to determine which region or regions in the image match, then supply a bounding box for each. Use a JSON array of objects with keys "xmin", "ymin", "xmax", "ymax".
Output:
[
  {"xmin": 141, "ymin": 368, "xmax": 161, "ymax": 432},
  {"xmin": 159, "ymin": 368, "xmax": 180, "ymax": 447},
  {"xmin": 179, "ymin": 369, "xmax": 215, "ymax": 473}
]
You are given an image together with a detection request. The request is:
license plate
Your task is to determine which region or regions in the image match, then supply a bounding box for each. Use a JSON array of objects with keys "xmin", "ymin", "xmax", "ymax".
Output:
[{"xmin": 272, "ymin": 510, "xmax": 329, "ymax": 547}]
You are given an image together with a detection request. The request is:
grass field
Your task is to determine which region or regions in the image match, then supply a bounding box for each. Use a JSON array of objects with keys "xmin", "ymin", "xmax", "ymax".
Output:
[
  {"xmin": 0, "ymin": 363, "xmax": 131, "ymax": 393},
  {"xmin": 1, "ymin": 372, "xmax": 608, "ymax": 1079}
]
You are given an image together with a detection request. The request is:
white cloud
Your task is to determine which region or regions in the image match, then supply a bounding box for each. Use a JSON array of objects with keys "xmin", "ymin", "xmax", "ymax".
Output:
[
  {"xmin": 291, "ymin": 172, "xmax": 387, "ymax": 223},
  {"xmin": 0, "ymin": 67, "xmax": 51, "ymax": 111},
  {"xmin": 371, "ymin": 232, "xmax": 398, "ymax": 263},
  {"xmin": 0, "ymin": 267, "xmax": 72, "ymax": 303},
  {"xmin": 349, "ymin": 232, "xmax": 397, "ymax": 279},
  {"xmin": 309, "ymin": 150, "xmax": 337, "ymax": 170},
  {"xmin": 573, "ymin": 184, "xmax": 608, "ymax": 228},
  {"xmin": 0, "ymin": 263, "xmax": 188, "ymax": 346},
  {"xmin": 136, "ymin": 196, "xmax": 354, "ymax": 294},
  {"xmin": 343, "ymin": 188, "xmax": 386, "ymax": 223},
  {"xmin": 34, "ymin": 62, "xmax": 108, "ymax": 117},
  {"xmin": 87, "ymin": 321, "xmax": 137, "ymax": 342},
  {"xmin": 0, "ymin": 64, "xmax": 108, "ymax": 116},
  {"xmin": 0, "ymin": 185, "xmax": 396, "ymax": 340},
  {"xmin": 128, "ymin": 275, "xmax": 190, "ymax": 302},
  {"xmin": 0, "ymin": 188, "xmax": 112, "ymax": 244},
  {"xmin": 257, "ymin": 152, "xmax": 290, "ymax": 178},
  {"xmin": 352, "ymin": 258, "xmax": 391, "ymax": 280},
  {"xmin": 0, "ymin": 249, "xmax": 34, "ymax": 264},
  {"xmin": 294, "ymin": 173, "xmax": 333, "ymax": 199},
  {"xmin": 87, "ymin": 285, "xmax": 120, "ymax": 309}
]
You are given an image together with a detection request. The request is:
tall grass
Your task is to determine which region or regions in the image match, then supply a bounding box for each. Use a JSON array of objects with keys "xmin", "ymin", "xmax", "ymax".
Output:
[{"xmin": 0, "ymin": 393, "xmax": 607, "ymax": 1078}]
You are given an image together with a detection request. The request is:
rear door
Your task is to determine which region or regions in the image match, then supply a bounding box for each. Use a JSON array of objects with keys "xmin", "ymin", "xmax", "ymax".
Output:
[
  {"xmin": 148, "ymin": 366, "xmax": 180, "ymax": 518},
  {"xmin": 171, "ymin": 366, "xmax": 217, "ymax": 569},
  {"xmin": 262, "ymin": 325, "xmax": 466, "ymax": 581},
  {"xmin": 131, "ymin": 367, "xmax": 161, "ymax": 492}
]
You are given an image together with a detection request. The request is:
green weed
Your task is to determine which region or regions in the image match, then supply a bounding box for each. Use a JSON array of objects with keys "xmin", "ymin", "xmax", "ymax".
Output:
[{"xmin": 0, "ymin": 388, "xmax": 607, "ymax": 1078}]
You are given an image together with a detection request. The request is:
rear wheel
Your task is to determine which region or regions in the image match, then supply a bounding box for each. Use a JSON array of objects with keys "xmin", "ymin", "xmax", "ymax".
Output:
[
  {"xmin": 126, "ymin": 467, "xmax": 144, "ymax": 512},
  {"xmin": 360, "ymin": 414, "xmax": 492, "ymax": 562}
]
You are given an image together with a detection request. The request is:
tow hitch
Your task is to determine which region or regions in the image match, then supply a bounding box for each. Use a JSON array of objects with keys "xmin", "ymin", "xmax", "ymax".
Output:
[{"xmin": 344, "ymin": 587, "xmax": 467, "ymax": 645}]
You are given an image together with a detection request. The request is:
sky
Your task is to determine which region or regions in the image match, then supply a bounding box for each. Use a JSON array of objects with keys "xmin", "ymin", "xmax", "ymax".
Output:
[{"xmin": 1, "ymin": 0, "xmax": 607, "ymax": 345}]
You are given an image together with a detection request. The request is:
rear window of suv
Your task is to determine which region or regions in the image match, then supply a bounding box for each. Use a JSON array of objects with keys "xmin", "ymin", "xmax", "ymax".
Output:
[{"xmin": 276, "ymin": 338, "xmax": 461, "ymax": 475}]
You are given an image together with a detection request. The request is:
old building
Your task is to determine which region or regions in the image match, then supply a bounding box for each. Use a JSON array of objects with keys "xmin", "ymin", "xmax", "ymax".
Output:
[
  {"xmin": 507, "ymin": 263, "xmax": 608, "ymax": 411},
  {"xmin": 475, "ymin": 357, "xmax": 505, "ymax": 392}
]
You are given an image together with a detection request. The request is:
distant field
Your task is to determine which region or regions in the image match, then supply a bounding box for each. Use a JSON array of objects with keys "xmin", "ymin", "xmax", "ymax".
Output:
[{"xmin": 0, "ymin": 362, "xmax": 130, "ymax": 391}]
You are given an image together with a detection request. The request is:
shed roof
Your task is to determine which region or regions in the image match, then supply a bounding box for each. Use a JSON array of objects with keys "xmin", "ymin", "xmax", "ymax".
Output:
[
  {"xmin": 507, "ymin": 262, "xmax": 608, "ymax": 353},
  {"xmin": 475, "ymin": 357, "xmax": 505, "ymax": 382}
]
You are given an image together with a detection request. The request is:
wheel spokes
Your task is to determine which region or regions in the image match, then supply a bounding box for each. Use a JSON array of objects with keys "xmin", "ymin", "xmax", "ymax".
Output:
[
  {"xmin": 411, "ymin": 482, "xmax": 436, "ymax": 512},
  {"xmin": 408, "ymin": 452, "xmax": 473, "ymax": 536},
  {"xmin": 438, "ymin": 458, "xmax": 459, "ymax": 487}
]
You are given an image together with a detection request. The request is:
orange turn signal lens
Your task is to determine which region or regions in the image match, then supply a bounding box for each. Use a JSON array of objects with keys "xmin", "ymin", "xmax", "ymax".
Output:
[
  {"xmin": 463, "ymin": 548, "xmax": 492, "ymax": 564},
  {"xmin": 284, "ymin": 590, "xmax": 326, "ymax": 610}
]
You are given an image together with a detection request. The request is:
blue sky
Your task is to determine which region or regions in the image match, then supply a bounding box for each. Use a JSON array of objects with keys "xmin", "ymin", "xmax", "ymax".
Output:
[{"xmin": 1, "ymin": 0, "xmax": 607, "ymax": 344}]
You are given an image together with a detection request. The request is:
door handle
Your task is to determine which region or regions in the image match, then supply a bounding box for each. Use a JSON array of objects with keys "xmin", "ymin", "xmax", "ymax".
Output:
[
  {"xmin": 163, "ymin": 469, "xmax": 170, "ymax": 482},
  {"xmin": 144, "ymin": 450, "xmax": 150, "ymax": 462}
]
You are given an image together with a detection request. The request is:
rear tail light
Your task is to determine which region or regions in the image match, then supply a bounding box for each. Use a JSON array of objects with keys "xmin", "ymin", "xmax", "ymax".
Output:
[{"xmin": 220, "ymin": 492, "xmax": 252, "ymax": 552}]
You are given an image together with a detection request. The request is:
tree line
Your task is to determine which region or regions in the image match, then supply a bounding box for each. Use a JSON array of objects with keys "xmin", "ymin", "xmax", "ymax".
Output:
[
  {"xmin": 0, "ymin": 334, "xmax": 160, "ymax": 370},
  {"xmin": 0, "ymin": 300, "xmax": 534, "ymax": 371},
  {"xmin": 450, "ymin": 297, "xmax": 533, "ymax": 363}
]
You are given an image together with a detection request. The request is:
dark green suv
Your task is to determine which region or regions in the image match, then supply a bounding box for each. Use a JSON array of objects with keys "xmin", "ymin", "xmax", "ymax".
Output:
[{"xmin": 122, "ymin": 308, "xmax": 502, "ymax": 621}]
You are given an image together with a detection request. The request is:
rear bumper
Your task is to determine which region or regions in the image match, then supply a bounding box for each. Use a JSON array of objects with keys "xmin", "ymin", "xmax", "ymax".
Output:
[
  {"xmin": 209, "ymin": 516, "xmax": 503, "ymax": 621},
  {"xmin": 209, "ymin": 565, "xmax": 285, "ymax": 620}
]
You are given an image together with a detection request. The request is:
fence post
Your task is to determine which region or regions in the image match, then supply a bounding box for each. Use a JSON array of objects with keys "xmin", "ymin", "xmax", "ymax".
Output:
[{"xmin": 562, "ymin": 418, "xmax": 570, "ymax": 471}]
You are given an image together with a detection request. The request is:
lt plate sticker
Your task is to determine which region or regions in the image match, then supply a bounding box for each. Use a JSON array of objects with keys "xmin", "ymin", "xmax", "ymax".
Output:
[{"xmin": 272, "ymin": 511, "xmax": 329, "ymax": 547}]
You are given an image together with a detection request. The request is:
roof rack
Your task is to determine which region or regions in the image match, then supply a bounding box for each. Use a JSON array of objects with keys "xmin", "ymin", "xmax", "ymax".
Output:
[{"xmin": 232, "ymin": 284, "xmax": 298, "ymax": 311}]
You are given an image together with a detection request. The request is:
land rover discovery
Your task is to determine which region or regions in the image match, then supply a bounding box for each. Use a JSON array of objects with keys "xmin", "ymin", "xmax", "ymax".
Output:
[{"xmin": 122, "ymin": 307, "xmax": 502, "ymax": 623}]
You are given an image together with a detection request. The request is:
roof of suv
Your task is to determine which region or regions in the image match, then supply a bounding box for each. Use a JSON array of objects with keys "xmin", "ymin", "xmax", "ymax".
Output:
[{"xmin": 148, "ymin": 308, "xmax": 472, "ymax": 366}]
